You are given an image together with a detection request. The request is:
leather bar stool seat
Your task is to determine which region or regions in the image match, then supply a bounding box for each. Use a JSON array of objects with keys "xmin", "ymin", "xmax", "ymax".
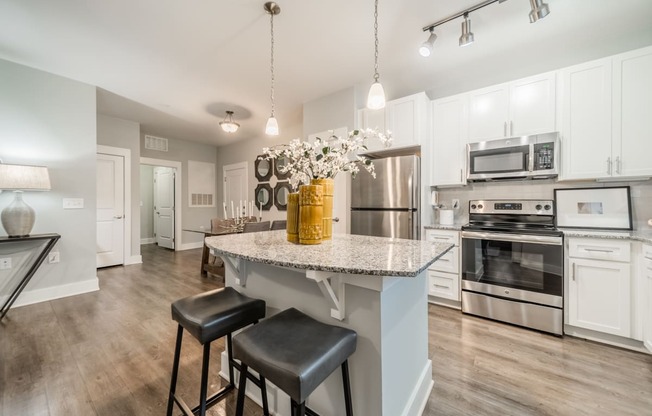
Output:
[
  {"xmin": 233, "ymin": 307, "xmax": 357, "ymax": 416},
  {"xmin": 166, "ymin": 287, "xmax": 269, "ymax": 416}
]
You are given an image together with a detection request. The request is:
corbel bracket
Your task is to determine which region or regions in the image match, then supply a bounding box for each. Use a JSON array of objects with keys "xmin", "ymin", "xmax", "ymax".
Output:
[
  {"xmin": 305, "ymin": 270, "xmax": 345, "ymax": 321},
  {"xmin": 221, "ymin": 255, "xmax": 248, "ymax": 287}
]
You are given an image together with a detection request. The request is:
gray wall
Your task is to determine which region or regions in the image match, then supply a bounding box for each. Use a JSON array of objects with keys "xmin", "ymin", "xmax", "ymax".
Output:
[
  {"xmin": 140, "ymin": 165, "xmax": 154, "ymax": 241},
  {"xmin": 97, "ymin": 114, "xmax": 141, "ymax": 259},
  {"xmin": 140, "ymin": 133, "xmax": 219, "ymax": 246},
  {"xmin": 434, "ymin": 180, "xmax": 652, "ymax": 230},
  {"xmin": 0, "ymin": 58, "xmax": 98, "ymax": 303},
  {"xmin": 216, "ymin": 123, "xmax": 304, "ymax": 224},
  {"xmin": 303, "ymin": 87, "xmax": 356, "ymax": 137}
]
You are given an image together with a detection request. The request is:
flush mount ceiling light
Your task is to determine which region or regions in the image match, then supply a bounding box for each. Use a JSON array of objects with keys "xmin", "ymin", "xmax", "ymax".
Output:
[
  {"xmin": 419, "ymin": 28, "xmax": 437, "ymax": 57},
  {"xmin": 529, "ymin": 0, "xmax": 550, "ymax": 23},
  {"xmin": 264, "ymin": 2, "xmax": 280, "ymax": 136},
  {"xmin": 420, "ymin": 0, "xmax": 551, "ymax": 56},
  {"xmin": 219, "ymin": 111, "xmax": 240, "ymax": 133},
  {"xmin": 366, "ymin": 0, "xmax": 386, "ymax": 110},
  {"xmin": 459, "ymin": 12, "xmax": 474, "ymax": 47}
]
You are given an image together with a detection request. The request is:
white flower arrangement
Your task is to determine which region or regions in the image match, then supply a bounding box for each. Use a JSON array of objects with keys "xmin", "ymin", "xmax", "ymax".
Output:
[{"xmin": 261, "ymin": 128, "xmax": 392, "ymax": 190}]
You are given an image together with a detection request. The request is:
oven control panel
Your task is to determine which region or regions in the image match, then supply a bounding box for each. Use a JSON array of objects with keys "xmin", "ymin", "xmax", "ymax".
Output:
[{"xmin": 469, "ymin": 200, "xmax": 554, "ymax": 215}]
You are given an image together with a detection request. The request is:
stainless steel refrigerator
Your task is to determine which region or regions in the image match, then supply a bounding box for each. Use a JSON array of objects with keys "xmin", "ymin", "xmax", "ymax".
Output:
[{"xmin": 351, "ymin": 155, "xmax": 420, "ymax": 240}]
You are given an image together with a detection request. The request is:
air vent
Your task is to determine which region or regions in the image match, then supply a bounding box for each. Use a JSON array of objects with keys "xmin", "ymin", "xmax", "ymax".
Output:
[
  {"xmin": 191, "ymin": 193, "xmax": 213, "ymax": 206},
  {"xmin": 144, "ymin": 135, "xmax": 168, "ymax": 152}
]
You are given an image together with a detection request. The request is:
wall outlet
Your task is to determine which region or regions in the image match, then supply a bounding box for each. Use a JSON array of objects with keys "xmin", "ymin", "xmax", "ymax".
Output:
[
  {"xmin": 0, "ymin": 258, "xmax": 11, "ymax": 270},
  {"xmin": 48, "ymin": 251, "xmax": 60, "ymax": 264}
]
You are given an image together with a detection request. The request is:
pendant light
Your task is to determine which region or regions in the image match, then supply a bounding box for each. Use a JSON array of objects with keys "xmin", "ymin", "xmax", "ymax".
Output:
[
  {"xmin": 219, "ymin": 111, "xmax": 240, "ymax": 133},
  {"xmin": 264, "ymin": 2, "xmax": 280, "ymax": 136},
  {"xmin": 366, "ymin": 0, "xmax": 386, "ymax": 110}
]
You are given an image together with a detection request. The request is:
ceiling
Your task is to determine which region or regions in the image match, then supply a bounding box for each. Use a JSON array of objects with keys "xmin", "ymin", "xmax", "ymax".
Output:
[{"xmin": 1, "ymin": 0, "xmax": 652, "ymax": 147}]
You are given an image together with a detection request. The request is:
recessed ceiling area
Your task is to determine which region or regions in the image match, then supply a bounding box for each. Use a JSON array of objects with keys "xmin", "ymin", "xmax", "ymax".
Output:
[{"xmin": 1, "ymin": 0, "xmax": 651, "ymax": 146}]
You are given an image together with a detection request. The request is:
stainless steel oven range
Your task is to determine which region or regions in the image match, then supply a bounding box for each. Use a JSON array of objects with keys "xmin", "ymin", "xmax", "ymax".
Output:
[{"xmin": 461, "ymin": 200, "xmax": 563, "ymax": 335}]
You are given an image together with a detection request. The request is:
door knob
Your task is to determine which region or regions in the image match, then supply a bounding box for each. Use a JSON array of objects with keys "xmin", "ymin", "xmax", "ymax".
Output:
[{"xmin": 333, "ymin": 217, "xmax": 340, "ymax": 223}]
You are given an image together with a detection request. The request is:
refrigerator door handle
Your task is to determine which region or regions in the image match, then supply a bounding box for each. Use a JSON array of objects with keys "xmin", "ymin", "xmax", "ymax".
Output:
[{"xmin": 407, "ymin": 172, "xmax": 413, "ymax": 211}]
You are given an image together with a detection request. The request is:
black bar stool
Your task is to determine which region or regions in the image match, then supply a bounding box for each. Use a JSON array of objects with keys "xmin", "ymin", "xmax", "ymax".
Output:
[
  {"xmin": 233, "ymin": 308, "xmax": 357, "ymax": 416},
  {"xmin": 166, "ymin": 287, "xmax": 270, "ymax": 416}
]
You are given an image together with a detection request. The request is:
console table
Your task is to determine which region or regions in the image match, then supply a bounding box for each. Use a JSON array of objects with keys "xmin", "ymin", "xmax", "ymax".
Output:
[{"xmin": 0, "ymin": 233, "xmax": 61, "ymax": 321}]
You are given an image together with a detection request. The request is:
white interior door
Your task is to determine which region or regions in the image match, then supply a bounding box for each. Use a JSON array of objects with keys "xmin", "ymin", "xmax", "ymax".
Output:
[
  {"xmin": 97, "ymin": 153, "xmax": 125, "ymax": 267},
  {"xmin": 223, "ymin": 162, "xmax": 248, "ymax": 218},
  {"xmin": 307, "ymin": 127, "xmax": 349, "ymax": 234},
  {"xmin": 154, "ymin": 167, "xmax": 175, "ymax": 249}
]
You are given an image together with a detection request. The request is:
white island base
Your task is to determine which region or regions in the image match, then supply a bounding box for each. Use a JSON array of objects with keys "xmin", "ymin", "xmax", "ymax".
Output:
[{"xmin": 219, "ymin": 258, "xmax": 433, "ymax": 416}]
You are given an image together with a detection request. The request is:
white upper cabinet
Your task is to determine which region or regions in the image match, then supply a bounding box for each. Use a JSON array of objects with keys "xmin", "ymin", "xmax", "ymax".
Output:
[
  {"xmin": 357, "ymin": 92, "xmax": 429, "ymax": 151},
  {"xmin": 431, "ymin": 93, "xmax": 468, "ymax": 186},
  {"xmin": 559, "ymin": 45, "xmax": 652, "ymax": 180},
  {"xmin": 559, "ymin": 58, "xmax": 613, "ymax": 180},
  {"xmin": 643, "ymin": 244, "xmax": 652, "ymax": 352},
  {"xmin": 613, "ymin": 46, "xmax": 652, "ymax": 178},
  {"xmin": 468, "ymin": 72, "xmax": 556, "ymax": 142}
]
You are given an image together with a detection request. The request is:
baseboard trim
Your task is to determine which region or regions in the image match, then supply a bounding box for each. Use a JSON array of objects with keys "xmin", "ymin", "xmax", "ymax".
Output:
[
  {"xmin": 125, "ymin": 255, "xmax": 142, "ymax": 265},
  {"xmin": 4, "ymin": 277, "xmax": 100, "ymax": 309},
  {"xmin": 140, "ymin": 238, "xmax": 155, "ymax": 244},
  {"xmin": 179, "ymin": 242, "xmax": 203, "ymax": 251}
]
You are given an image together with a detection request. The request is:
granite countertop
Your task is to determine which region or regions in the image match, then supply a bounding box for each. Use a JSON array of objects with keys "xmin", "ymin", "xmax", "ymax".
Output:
[
  {"xmin": 424, "ymin": 223, "xmax": 464, "ymax": 231},
  {"xmin": 205, "ymin": 230, "xmax": 454, "ymax": 277},
  {"xmin": 559, "ymin": 228, "xmax": 652, "ymax": 244}
]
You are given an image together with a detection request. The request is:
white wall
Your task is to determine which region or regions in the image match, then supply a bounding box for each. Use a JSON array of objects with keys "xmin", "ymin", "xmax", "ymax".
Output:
[
  {"xmin": 140, "ymin": 165, "xmax": 154, "ymax": 242},
  {"xmin": 97, "ymin": 114, "xmax": 141, "ymax": 260},
  {"xmin": 0, "ymin": 58, "xmax": 98, "ymax": 306}
]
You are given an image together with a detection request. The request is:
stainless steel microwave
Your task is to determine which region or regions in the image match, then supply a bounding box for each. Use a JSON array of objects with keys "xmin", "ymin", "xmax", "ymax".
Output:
[{"xmin": 466, "ymin": 132, "xmax": 560, "ymax": 181}]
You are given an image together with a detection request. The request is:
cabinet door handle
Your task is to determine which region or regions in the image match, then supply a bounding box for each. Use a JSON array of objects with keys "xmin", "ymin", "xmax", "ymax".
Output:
[
  {"xmin": 572, "ymin": 262, "xmax": 576, "ymax": 281},
  {"xmin": 584, "ymin": 248, "xmax": 614, "ymax": 253},
  {"xmin": 615, "ymin": 156, "xmax": 621, "ymax": 174},
  {"xmin": 114, "ymin": 215, "xmax": 124, "ymax": 219},
  {"xmin": 503, "ymin": 121, "xmax": 507, "ymax": 137},
  {"xmin": 460, "ymin": 169, "xmax": 463, "ymax": 182},
  {"xmin": 510, "ymin": 121, "xmax": 514, "ymax": 136},
  {"xmin": 645, "ymin": 255, "xmax": 652, "ymax": 261},
  {"xmin": 607, "ymin": 157, "xmax": 612, "ymax": 175}
]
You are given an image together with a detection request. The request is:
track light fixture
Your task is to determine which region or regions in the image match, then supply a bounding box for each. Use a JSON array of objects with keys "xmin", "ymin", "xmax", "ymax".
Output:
[
  {"xmin": 419, "ymin": 0, "xmax": 550, "ymax": 57},
  {"xmin": 528, "ymin": 0, "xmax": 550, "ymax": 23},
  {"xmin": 219, "ymin": 111, "xmax": 240, "ymax": 133},
  {"xmin": 459, "ymin": 13, "xmax": 474, "ymax": 47},
  {"xmin": 419, "ymin": 28, "xmax": 437, "ymax": 57}
]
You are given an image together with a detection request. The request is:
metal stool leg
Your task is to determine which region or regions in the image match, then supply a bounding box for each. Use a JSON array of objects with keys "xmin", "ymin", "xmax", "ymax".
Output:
[
  {"xmin": 291, "ymin": 399, "xmax": 306, "ymax": 416},
  {"xmin": 260, "ymin": 375, "xmax": 270, "ymax": 416},
  {"xmin": 342, "ymin": 360, "xmax": 353, "ymax": 416},
  {"xmin": 166, "ymin": 325, "xmax": 184, "ymax": 416},
  {"xmin": 199, "ymin": 342, "xmax": 211, "ymax": 416},
  {"xmin": 226, "ymin": 333, "xmax": 235, "ymax": 387},
  {"xmin": 235, "ymin": 363, "xmax": 248, "ymax": 416}
]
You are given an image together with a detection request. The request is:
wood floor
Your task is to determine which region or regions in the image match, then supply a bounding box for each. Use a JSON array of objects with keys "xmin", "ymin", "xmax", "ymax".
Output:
[{"xmin": 1, "ymin": 244, "xmax": 651, "ymax": 416}]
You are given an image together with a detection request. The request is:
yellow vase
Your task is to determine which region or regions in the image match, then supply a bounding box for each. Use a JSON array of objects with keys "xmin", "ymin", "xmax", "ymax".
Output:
[
  {"xmin": 286, "ymin": 192, "xmax": 300, "ymax": 243},
  {"xmin": 298, "ymin": 184, "xmax": 323, "ymax": 245},
  {"xmin": 311, "ymin": 178, "xmax": 334, "ymax": 240}
]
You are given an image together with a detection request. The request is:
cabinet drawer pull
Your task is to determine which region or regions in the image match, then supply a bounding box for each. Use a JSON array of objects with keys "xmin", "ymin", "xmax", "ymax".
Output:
[
  {"xmin": 431, "ymin": 236, "xmax": 451, "ymax": 240},
  {"xmin": 583, "ymin": 248, "xmax": 614, "ymax": 253},
  {"xmin": 434, "ymin": 284, "xmax": 449, "ymax": 289}
]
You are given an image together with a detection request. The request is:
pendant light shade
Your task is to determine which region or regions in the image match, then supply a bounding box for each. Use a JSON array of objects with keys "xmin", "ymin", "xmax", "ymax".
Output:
[
  {"xmin": 264, "ymin": 2, "xmax": 281, "ymax": 136},
  {"xmin": 459, "ymin": 13, "xmax": 474, "ymax": 47},
  {"xmin": 529, "ymin": 0, "xmax": 550, "ymax": 23},
  {"xmin": 366, "ymin": 0, "xmax": 386, "ymax": 110},
  {"xmin": 367, "ymin": 82, "xmax": 386, "ymax": 110},
  {"xmin": 265, "ymin": 116, "xmax": 279, "ymax": 136},
  {"xmin": 219, "ymin": 111, "xmax": 240, "ymax": 133}
]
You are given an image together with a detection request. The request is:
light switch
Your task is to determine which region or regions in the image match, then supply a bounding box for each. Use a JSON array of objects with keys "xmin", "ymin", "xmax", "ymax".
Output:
[{"xmin": 63, "ymin": 198, "xmax": 84, "ymax": 209}]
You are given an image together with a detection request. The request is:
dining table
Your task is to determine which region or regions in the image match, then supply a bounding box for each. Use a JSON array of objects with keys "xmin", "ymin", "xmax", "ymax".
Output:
[{"xmin": 182, "ymin": 225, "xmax": 239, "ymax": 276}]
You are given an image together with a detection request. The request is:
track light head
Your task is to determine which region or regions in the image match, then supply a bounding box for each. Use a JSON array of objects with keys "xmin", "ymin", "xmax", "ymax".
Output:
[
  {"xmin": 529, "ymin": 0, "xmax": 550, "ymax": 23},
  {"xmin": 419, "ymin": 30, "xmax": 437, "ymax": 57},
  {"xmin": 459, "ymin": 13, "xmax": 474, "ymax": 47}
]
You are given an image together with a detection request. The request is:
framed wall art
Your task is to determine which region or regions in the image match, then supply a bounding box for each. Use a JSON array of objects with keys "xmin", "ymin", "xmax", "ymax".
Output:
[{"xmin": 554, "ymin": 186, "xmax": 632, "ymax": 230}]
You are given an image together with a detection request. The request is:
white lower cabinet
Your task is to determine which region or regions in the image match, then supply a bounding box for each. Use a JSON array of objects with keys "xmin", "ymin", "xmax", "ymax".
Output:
[
  {"xmin": 567, "ymin": 238, "xmax": 632, "ymax": 338},
  {"xmin": 425, "ymin": 229, "xmax": 460, "ymax": 305},
  {"xmin": 643, "ymin": 244, "xmax": 652, "ymax": 352}
]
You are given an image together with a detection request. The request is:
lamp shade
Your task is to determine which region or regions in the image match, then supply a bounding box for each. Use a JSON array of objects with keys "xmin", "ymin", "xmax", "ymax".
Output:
[{"xmin": 0, "ymin": 164, "xmax": 51, "ymax": 191}]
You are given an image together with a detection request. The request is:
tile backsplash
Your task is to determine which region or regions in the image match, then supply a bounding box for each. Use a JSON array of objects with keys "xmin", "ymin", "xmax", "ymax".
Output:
[{"xmin": 433, "ymin": 179, "xmax": 652, "ymax": 230}]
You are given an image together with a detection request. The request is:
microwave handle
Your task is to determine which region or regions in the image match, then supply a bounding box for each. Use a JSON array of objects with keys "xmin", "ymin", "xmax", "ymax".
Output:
[{"xmin": 528, "ymin": 146, "xmax": 534, "ymax": 172}]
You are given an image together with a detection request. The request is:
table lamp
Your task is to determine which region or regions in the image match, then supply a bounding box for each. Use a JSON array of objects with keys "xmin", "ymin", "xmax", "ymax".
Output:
[{"xmin": 0, "ymin": 163, "xmax": 51, "ymax": 237}]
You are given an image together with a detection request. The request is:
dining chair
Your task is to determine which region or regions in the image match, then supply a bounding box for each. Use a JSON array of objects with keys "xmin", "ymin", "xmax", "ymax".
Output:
[
  {"xmin": 270, "ymin": 220, "xmax": 286, "ymax": 230},
  {"xmin": 243, "ymin": 221, "xmax": 271, "ymax": 233}
]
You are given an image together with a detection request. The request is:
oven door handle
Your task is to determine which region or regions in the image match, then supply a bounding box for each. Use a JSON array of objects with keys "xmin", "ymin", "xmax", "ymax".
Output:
[{"xmin": 461, "ymin": 231, "xmax": 563, "ymax": 246}]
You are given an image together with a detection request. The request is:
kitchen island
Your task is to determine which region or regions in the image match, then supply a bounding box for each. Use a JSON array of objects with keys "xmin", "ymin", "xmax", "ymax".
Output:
[{"xmin": 205, "ymin": 231, "xmax": 453, "ymax": 416}]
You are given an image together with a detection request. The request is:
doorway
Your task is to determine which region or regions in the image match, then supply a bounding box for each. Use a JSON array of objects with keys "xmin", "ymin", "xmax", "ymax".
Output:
[
  {"xmin": 140, "ymin": 157, "xmax": 182, "ymax": 251},
  {"xmin": 223, "ymin": 162, "xmax": 248, "ymax": 217}
]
